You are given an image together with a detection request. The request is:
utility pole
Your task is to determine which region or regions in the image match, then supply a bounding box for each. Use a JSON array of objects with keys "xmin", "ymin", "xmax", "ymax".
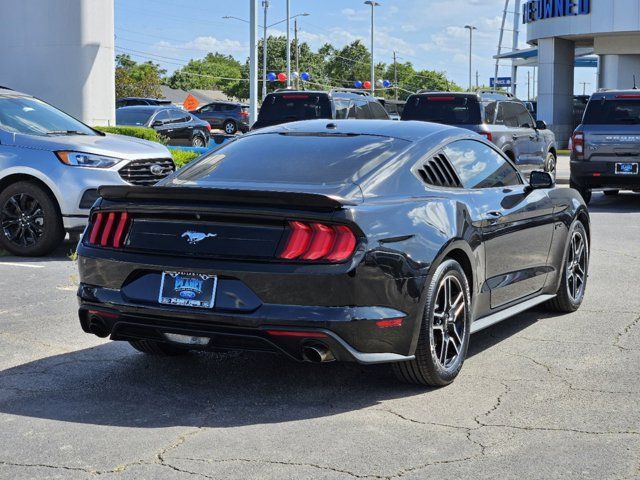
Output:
[
  {"xmin": 294, "ymin": 18, "xmax": 300, "ymax": 89},
  {"xmin": 527, "ymin": 70, "xmax": 531, "ymax": 101},
  {"xmin": 249, "ymin": 0, "xmax": 258, "ymax": 125},
  {"xmin": 580, "ymin": 82, "xmax": 590, "ymax": 95},
  {"xmin": 262, "ymin": 0, "xmax": 269, "ymax": 100},
  {"xmin": 464, "ymin": 25, "xmax": 477, "ymax": 92},
  {"xmin": 364, "ymin": 1, "xmax": 380, "ymax": 96},
  {"xmin": 286, "ymin": 0, "xmax": 291, "ymax": 87},
  {"xmin": 476, "ymin": 70, "xmax": 479, "ymax": 89},
  {"xmin": 393, "ymin": 51, "xmax": 398, "ymax": 101}
]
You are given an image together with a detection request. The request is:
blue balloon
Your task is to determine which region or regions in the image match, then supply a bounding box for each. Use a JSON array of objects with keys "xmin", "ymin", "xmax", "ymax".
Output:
[
  {"xmin": 267, "ymin": 72, "xmax": 277, "ymax": 82},
  {"xmin": 354, "ymin": 80, "xmax": 363, "ymax": 89},
  {"xmin": 383, "ymin": 79, "xmax": 391, "ymax": 88},
  {"xmin": 300, "ymin": 72, "xmax": 310, "ymax": 81}
]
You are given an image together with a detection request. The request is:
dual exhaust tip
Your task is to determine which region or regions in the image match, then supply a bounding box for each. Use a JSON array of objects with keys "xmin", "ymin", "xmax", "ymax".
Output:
[{"xmin": 302, "ymin": 343, "xmax": 335, "ymax": 363}]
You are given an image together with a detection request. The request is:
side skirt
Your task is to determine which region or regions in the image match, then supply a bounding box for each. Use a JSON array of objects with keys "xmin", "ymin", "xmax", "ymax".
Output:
[{"xmin": 470, "ymin": 294, "xmax": 556, "ymax": 334}]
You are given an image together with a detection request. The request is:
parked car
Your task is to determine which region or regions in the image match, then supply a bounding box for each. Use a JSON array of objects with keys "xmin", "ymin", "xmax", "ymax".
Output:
[
  {"xmin": 378, "ymin": 99, "xmax": 406, "ymax": 121},
  {"xmin": 116, "ymin": 97, "xmax": 172, "ymax": 109},
  {"xmin": 401, "ymin": 92, "xmax": 558, "ymax": 178},
  {"xmin": 116, "ymin": 106, "xmax": 211, "ymax": 147},
  {"xmin": 76, "ymin": 119, "xmax": 589, "ymax": 387},
  {"xmin": 190, "ymin": 101, "xmax": 249, "ymax": 135},
  {"xmin": 570, "ymin": 89, "xmax": 640, "ymax": 204},
  {"xmin": 251, "ymin": 89, "xmax": 389, "ymax": 130},
  {"xmin": 0, "ymin": 87, "xmax": 174, "ymax": 256}
]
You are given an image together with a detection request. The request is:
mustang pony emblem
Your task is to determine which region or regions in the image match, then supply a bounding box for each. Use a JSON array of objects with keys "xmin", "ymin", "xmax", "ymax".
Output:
[{"xmin": 181, "ymin": 231, "xmax": 217, "ymax": 244}]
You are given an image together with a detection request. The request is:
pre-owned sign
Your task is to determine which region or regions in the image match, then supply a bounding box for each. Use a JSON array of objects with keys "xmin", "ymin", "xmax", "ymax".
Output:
[{"xmin": 523, "ymin": 0, "xmax": 591, "ymax": 24}]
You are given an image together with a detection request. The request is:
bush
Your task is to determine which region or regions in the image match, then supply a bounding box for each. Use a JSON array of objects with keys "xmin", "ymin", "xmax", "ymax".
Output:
[
  {"xmin": 170, "ymin": 149, "xmax": 201, "ymax": 168},
  {"xmin": 94, "ymin": 126, "xmax": 168, "ymax": 145}
]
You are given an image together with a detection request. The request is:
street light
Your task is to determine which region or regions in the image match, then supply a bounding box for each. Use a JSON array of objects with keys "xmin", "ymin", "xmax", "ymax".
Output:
[
  {"xmin": 364, "ymin": 1, "xmax": 381, "ymax": 96},
  {"xmin": 464, "ymin": 25, "xmax": 477, "ymax": 92}
]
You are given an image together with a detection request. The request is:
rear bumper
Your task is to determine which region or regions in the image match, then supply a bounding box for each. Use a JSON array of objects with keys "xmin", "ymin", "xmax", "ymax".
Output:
[
  {"xmin": 571, "ymin": 160, "xmax": 640, "ymax": 189},
  {"xmin": 76, "ymin": 251, "xmax": 426, "ymax": 363}
]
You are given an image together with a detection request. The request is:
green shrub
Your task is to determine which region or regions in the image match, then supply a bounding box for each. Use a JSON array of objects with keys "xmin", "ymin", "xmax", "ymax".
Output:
[
  {"xmin": 170, "ymin": 149, "xmax": 201, "ymax": 168},
  {"xmin": 94, "ymin": 126, "xmax": 168, "ymax": 145}
]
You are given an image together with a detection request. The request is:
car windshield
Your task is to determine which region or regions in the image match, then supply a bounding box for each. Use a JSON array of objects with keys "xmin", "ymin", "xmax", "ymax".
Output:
[
  {"xmin": 583, "ymin": 97, "xmax": 640, "ymax": 125},
  {"xmin": 257, "ymin": 93, "xmax": 332, "ymax": 125},
  {"xmin": 402, "ymin": 96, "xmax": 482, "ymax": 125},
  {"xmin": 0, "ymin": 95, "xmax": 96, "ymax": 136},
  {"xmin": 172, "ymin": 132, "xmax": 410, "ymax": 185},
  {"xmin": 116, "ymin": 109, "xmax": 153, "ymax": 126}
]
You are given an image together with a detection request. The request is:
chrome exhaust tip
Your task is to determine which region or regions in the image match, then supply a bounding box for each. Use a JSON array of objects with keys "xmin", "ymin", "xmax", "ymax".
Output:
[{"xmin": 302, "ymin": 344, "xmax": 335, "ymax": 363}]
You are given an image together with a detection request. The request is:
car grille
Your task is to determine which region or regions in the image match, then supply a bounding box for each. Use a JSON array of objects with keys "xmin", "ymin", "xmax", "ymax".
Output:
[{"xmin": 118, "ymin": 158, "xmax": 175, "ymax": 186}]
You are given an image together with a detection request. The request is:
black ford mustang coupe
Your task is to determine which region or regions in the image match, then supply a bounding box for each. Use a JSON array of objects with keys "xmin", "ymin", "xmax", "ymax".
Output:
[{"xmin": 77, "ymin": 120, "xmax": 590, "ymax": 386}]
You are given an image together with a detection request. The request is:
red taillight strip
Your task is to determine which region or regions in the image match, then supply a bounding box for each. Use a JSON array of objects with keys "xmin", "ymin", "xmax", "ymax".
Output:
[
  {"xmin": 112, "ymin": 212, "xmax": 129, "ymax": 248},
  {"xmin": 100, "ymin": 212, "xmax": 116, "ymax": 247},
  {"xmin": 376, "ymin": 318, "xmax": 404, "ymax": 328},
  {"xmin": 302, "ymin": 223, "xmax": 336, "ymax": 260},
  {"xmin": 325, "ymin": 226, "xmax": 357, "ymax": 262},
  {"xmin": 280, "ymin": 221, "xmax": 313, "ymax": 259},
  {"xmin": 266, "ymin": 330, "xmax": 328, "ymax": 338},
  {"xmin": 88, "ymin": 212, "xmax": 104, "ymax": 245}
]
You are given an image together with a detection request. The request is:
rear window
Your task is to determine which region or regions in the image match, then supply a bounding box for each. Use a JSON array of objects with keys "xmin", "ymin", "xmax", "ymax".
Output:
[
  {"xmin": 583, "ymin": 97, "xmax": 640, "ymax": 125},
  {"xmin": 116, "ymin": 109, "xmax": 153, "ymax": 126},
  {"xmin": 257, "ymin": 93, "xmax": 332, "ymax": 125},
  {"xmin": 402, "ymin": 95, "xmax": 482, "ymax": 125},
  {"xmin": 172, "ymin": 133, "xmax": 410, "ymax": 185}
]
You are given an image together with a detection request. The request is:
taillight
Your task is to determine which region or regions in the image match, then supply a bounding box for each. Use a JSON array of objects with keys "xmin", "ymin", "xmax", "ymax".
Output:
[
  {"xmin": 572, "ymin": 131, "xmax": 584, "ymax": 159},
  {"xmin": 239, "ymin": 111, "xmax": 249, "ymax": 118},
  {"xmin": 86, "ymin": 211, "xmax": 131, "ymax": 249},
  {"xmin": 204, "ymin": 123, "xmax": 212, "ymax": 132},
  {"xmin": 479, "ymin": 131, "xmax": 493, "ymax": 142},
  {"xmin": 279, "ymin": 221, "xmax": 357, "ymax": 263}
]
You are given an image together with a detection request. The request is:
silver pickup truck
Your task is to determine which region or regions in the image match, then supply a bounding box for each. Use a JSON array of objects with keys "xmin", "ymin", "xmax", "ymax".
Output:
[
  {"xmin": 570, "ymin": 90, "xmax": 640, "ymax": 204},
  {"xmin": 401, "ymin": 92, "xmax": 558, "ymax": 179}
]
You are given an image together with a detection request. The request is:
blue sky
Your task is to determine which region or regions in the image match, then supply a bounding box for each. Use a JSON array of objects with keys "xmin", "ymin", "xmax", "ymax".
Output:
[{"xmin": 115, "ymin": 0, "xmax": 596, "ymax": 98}]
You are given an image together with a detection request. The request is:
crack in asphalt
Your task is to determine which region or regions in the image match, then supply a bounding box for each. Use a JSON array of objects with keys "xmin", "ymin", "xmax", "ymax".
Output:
[
  {"xmin": 615, "ymin": 314, "xmax": 640, "ymax": 350},
  {"xmin": 592, "ymin": 248, "xmax": 640, "ymax": 263}
]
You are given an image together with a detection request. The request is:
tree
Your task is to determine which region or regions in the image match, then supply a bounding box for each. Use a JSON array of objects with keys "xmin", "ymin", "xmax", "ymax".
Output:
[
  {"xmin": 165, "ymin": 53, "xmax": 244, "ymax": 99},
  {"xmin": 383, "ymin": 62, "xmax": 462, "ymax": 100},
  {"xmin": 115, "ymin": 54, "xmax": 165, "ymax": 99}
]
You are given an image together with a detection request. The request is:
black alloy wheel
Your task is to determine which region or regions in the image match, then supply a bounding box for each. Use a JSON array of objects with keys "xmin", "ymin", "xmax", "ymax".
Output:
[
  {"xmin": 0, "ymin": 181, "xmax": 64, "ymax": 256},
  {"xmin": 545, "ymin": 221, "xmax": 589, "ymax": 312},
  {"xmin": 393, "ymin": 259, "xmax": 471, "ymax": 387}
]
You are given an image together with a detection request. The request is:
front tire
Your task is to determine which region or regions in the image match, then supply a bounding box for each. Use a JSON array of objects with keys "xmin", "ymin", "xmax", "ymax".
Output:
[
  {"xmin": 545, "ymin": 152, "xmax": 557, "ymax": 181},
  {"xmin": 393, "ymin": 259, "xmax": 471, "ymax": 387},
  {"xmin": 191, "ymin": 135, "xmax": 206, "ymax": 147},
  {"xmin": 129, "ymin": 340, "xmax": 189, "ymax": 356},
  {"xmin": 544, "ymin": 221, "xmax": 589, "ymax": 313},
  {"xmin": 0, "ymin": 181, "xmax": 64, "ymax": 256},
  {"xmin": 223, "ymin": 120, "xmax": 237, "ymax": 135}
]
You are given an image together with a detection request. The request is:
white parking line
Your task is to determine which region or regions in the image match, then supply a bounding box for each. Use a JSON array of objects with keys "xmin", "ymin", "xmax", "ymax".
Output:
[{"xmin": 0, "ymin": 262, "xmax": 45, "ymax": 269}]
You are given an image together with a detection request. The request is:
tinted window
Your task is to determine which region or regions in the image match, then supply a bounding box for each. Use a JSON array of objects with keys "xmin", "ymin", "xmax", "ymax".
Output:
[
  {"xmin": 170, "ymin": 109, "xmax": 190, "ymax": 123},
  {"xmin": 513, "ymin": 103, "xmax": 533, "ymax": 127},
  {"xmin": 369, "ymin": 101, "xmax": 390, "ymax": 120},
  {"xmin": 444, "ymin": 139, "xmax": 521, "ymax": 189},
  {"xmin": 173, "ymin": 133, "xmax": 410, "ymax": 185},
  {"xmin": 199, "ymin": 105, "xmax": 214, "ymax": 113},
  {"xmin": 483, "ymin": 101, "xmax": 497, "ymax": 124},
  {"xmin": 257, "ymin": 93, "xmax": 332, "ymax": 125},
  {"xmin": 496, "ymin": 102, "xmax": 519, "ymax": 127},
  {"xmin": 0, "ymin": 96, "xmax": 96, "ymax": 136},
  {"xmin": 223, "ymin": 104, "xmax": 236, "ymax": 111},
  {"xmin": 117, "ymin": 109, "xmax": 153, "ymax": 126},
  {"xmin": 354, "ymin": 100, "xmax": 372, "ymax": 119},
  {"xmin": 402, "ymin": 95, "xmax": 482, "ymax": 125},
  {"xmin": 152, "ymin": 110, "xmax": 170, "ymax": 124},
  {"xmin": 334, "ymin": 99, "xmax": 350, "ymax": 119},
  {"xmin": 583, "ymin": 97, "xmax": 640, "ymax": 125}
]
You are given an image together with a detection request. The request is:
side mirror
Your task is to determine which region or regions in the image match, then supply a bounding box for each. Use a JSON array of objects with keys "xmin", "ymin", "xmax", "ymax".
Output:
[
  {"xmin": 152, "ymin": 120, "xmax": 164, "ymax": 127},
  {"xmin": 529, "ymin": 170, "xmax": 554, "ymax": 190},
  {"xmin": 535, "ymin": 120, "xmax": 547, "ymax": 130}
]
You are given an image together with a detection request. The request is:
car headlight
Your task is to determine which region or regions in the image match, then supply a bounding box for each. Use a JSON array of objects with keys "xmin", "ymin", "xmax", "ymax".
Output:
[{"xmin": 56, "ymin": 151, "xmax": 123, "ymax": 168}]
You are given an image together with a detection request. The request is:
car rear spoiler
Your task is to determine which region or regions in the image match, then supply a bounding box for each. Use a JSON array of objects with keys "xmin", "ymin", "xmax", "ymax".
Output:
[{"xmin": 97, "ymin": 186, "xmax": 357, "ymax": 211}]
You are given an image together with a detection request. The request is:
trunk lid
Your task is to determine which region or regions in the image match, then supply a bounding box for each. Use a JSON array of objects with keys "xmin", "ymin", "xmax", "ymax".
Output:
[{"xmin": 583, "ymin": 125, "xmax": 640, "ymax": 161}]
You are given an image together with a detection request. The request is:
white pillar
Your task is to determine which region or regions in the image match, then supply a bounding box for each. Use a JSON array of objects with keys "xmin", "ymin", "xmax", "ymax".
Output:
[
  {"xmin": 537, "ymin": 37, "xmax": 575, "ymax": 147},
  {"xmin": 0, "ymin": 0, "xmax": 115, "ymax": 125}
]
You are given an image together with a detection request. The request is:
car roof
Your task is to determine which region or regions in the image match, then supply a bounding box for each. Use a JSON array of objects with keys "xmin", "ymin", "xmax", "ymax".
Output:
[
  {"xmin": 117, "ymin": 105, "xmax": 176, "ymax": 113},
  {"xmin": 246, "ymin": 119, "xmax": 460, "ymax": 142},
  {"xmin": 265, "ymin": 89, "xmax": 375, "ymax": 101}
]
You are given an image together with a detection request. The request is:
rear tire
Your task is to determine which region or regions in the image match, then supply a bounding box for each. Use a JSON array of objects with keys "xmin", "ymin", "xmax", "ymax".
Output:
[
  {"xmin": 544, "ymin": 221, "xmax": 589, "ymax": 313},
  {"xmin": 393, "ymin": 259, "xmax": 471, "ymax": 387},
  {"xmin": 223, "ymin": 120, "xmax": 237, "ymax": 135},
  {"xmin": 0, "ymin": 181, "xmax": 64, "ymax": 256},
  {"xmin": 129, "ymin": 340, "xmax": 189, "ymax": 356}
]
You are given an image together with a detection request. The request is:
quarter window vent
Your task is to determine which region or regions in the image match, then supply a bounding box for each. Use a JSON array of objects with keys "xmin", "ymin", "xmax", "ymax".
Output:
[{"xmin": 417, "ymin": 153, "xmax": 462, "ymax": 188}]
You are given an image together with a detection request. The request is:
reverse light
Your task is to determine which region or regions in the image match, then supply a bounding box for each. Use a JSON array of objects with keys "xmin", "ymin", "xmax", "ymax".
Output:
[
  {"xmin": 279, "ymin": 221, "xmax": 357, "ymax": 263},
  {"xmin": 572, "ymin": 131, "xmax": 584, "ymax": 159},
  {"xmin": 87, "ymin": 211, "xmax": 131, "ymax": 249}
]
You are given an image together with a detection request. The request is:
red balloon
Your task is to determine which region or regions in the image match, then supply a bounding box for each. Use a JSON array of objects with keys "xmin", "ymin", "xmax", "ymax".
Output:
[
  {"xmin": 277, "ymin": 72, "xmax": 287, "ymax": 82},
  {"xmin": 363, "ymin": 81, "xmax": 371, "ymax": 89}
]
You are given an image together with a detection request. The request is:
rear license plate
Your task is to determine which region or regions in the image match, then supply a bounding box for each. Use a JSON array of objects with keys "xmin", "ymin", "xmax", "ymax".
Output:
[
  {"xmin": 615, "ymin": 162, "xmax": 638, "ymax": 175},
  {"xmin": 158, "ymin": 271, "xmax": 217, "ymax": 309}
]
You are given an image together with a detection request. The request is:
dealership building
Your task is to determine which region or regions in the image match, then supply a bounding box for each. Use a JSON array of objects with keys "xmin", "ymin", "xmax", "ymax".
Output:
[{"xmin": 516, "ymin": 0, "xmax": 640, "ymax": 144}]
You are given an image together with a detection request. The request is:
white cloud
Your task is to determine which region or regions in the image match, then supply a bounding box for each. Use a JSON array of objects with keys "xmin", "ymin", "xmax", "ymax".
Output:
[{"xmin": 155, "ymin": 37, "xmax": 247, "ymax": 56}]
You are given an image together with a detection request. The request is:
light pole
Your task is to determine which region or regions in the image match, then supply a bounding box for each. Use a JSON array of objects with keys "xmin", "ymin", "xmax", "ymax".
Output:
[
  {"xmin": 364, "ymin": 1, "xmax": 380, "ymax": 96},
  {"xmin": 249, "ymin": 0, "xmax": 258, "ymax": 125},
  {"xmin": 286, "ymin": 0, "xmax": 291, "ymax": 87},
  {"xmin": 464, "ymin": 25, "xmax": 477, "ymax": 92},
  {"xmin": 262, "ymin": 1, "xmax": 269, "ymax": 100}
]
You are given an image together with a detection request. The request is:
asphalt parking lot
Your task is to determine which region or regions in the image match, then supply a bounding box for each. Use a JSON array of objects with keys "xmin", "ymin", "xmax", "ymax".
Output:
[{"xmin": 0, "ymin": 185, "xmax": 639, "ymax": 479}]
